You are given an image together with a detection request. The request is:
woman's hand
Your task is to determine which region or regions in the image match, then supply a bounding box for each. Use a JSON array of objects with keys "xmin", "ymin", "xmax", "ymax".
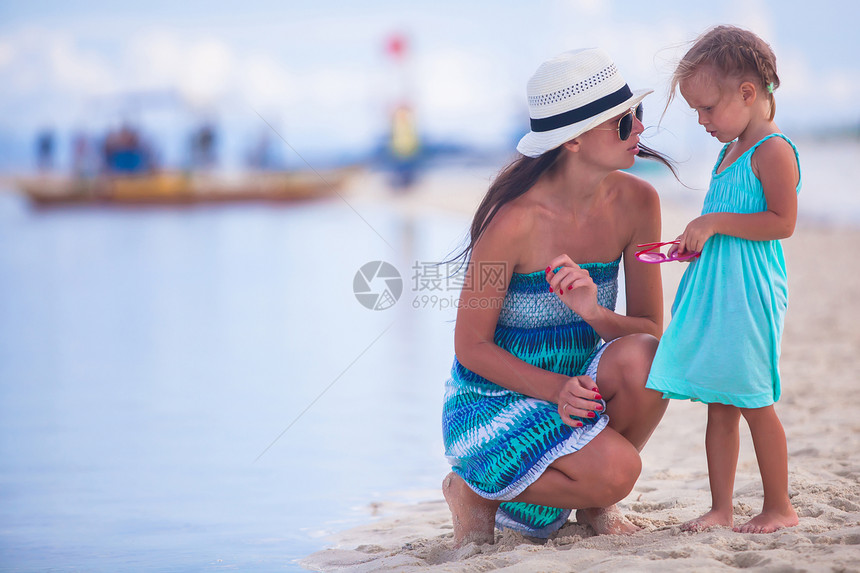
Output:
[
  {"xmin": 556, "ymin": 375, "xmax": 604, "ymax": 427},
  {"xmin": 545, "ymin": 254, "xmax": 599, "ymax": 320}
]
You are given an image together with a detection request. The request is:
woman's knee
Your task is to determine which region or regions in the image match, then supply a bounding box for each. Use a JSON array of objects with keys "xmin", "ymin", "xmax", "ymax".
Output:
[
  {"xmin": 620, "ymin": 333, "xmax": 659, "ymax": 374},
  {"xmin": 602, "ymin": 334, "xmax": 658, "ymax": 381},
  {"xmin": 589, "ymin": 437, "xmax": 642, "ymax": 506}
]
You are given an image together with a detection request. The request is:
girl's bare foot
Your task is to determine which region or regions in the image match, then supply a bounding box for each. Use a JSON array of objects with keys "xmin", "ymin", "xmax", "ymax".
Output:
[
  {"xmin": 576, "ymin": 505, "xmax": 640, "ymax": 535},
  {"xmin": 442, "ymin": 472, "xmax": 497, "ymax": 547},
  {"xmin": 734, "ymin": 507, "xmax": 798, "ymax": 534},
  {"xmin": 681, "ymin": 508, "xmax": 733, "ymax": 532}
]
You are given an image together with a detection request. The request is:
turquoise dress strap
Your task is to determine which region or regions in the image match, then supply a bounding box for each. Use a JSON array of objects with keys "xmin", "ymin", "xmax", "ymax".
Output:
[{"xmin": 715, "ymin": 133, "xmax": 802, "ymax": 193}]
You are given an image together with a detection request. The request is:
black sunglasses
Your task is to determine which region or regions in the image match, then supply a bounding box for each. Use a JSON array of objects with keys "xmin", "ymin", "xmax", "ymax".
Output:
[
  {"xmin": 595, "ymin": 103, "xmax": 644, "ymax": 141},
  {"xmin": 617, "ymin": 103, "xmax": 644, "ymax": 141}
]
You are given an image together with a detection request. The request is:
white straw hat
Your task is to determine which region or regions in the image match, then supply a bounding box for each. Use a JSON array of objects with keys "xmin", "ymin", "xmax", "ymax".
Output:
[{"xmin": 517, "ymin": 48, "xmax": 652, "ymax": 158}]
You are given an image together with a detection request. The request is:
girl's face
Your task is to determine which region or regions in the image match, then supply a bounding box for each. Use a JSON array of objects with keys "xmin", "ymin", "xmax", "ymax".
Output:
[{"xmin": 680, "ymin": 69, "xmax": 749, "ymax": 143}]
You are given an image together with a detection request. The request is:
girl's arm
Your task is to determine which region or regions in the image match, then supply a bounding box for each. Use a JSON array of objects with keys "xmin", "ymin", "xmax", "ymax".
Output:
[
  {"xmin": 677, "ymin": 137, "xmax": 799, "ymax": 253},
  {"xmin": 546, "ymin": 177, "xmax": 664, "ymax": 341},
  {"xmin": 454, "ymin": 209, "xmax": 598, "ymax": 416}
]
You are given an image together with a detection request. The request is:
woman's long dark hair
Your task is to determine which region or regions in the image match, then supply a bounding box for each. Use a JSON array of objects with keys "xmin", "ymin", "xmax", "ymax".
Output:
[{"xmin": 446, "ymin": 143, "xmax": 677, "ymax": 266}]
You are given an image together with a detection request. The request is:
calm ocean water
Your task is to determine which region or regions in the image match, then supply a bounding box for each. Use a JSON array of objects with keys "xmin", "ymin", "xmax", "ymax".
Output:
[
  {"xmin": 0, "ymin": 187, "xmax": 462, "ymax": 571},
  {"xmin": 1, "ymin": 137, "xmax": 856, "ymax": 572}
]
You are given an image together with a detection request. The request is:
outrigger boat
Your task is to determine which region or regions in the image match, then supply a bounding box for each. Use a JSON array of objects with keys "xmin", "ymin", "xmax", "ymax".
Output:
[{"xmin": 15, "ymin": 168, "xmax": 357, "ymax": 206}]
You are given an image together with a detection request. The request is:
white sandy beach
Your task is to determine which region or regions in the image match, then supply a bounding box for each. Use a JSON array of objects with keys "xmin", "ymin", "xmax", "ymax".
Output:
[{"xmin": 302, "ymin": 166, "xmax": 860, "ymax": 572}]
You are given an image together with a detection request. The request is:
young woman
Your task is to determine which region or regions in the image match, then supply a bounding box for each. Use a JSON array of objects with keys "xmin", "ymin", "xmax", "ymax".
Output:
[{"xmin": 442, "ymin": 48, "xmax": 673, "ymax": 545}]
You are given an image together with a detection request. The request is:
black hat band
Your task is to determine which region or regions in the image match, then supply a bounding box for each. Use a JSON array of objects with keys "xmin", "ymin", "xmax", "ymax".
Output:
[{"xmin": 529, "ymin": 84, "xmax": 633, "ymax": 133}]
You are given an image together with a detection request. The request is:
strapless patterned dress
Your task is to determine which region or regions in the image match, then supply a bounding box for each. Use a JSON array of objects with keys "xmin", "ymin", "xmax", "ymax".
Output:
[{"xmin": 442, "ymin": 259, "xmax": 619, "ymax": 537}]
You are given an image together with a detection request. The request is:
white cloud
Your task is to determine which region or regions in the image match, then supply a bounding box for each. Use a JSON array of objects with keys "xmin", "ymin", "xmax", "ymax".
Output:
[
  {"xmin": 727, "ymin": 0, "xmax": 774, "ymax": 42},
  {"xmin": 4, "ymin": 25, "xmax": 381, "ymax": 136},
  {"xmin": 821, "ymin": 70, "xmax": 854, "ymax": 105},
  {"xmin": 769, "ymin": 49, "xmax": 853, "ymax": 120},
  {"xmin": 47, "ymin": 35, "xmax": 115, "ymax": 95},
  {"xmin": 123, "ymin": 32, "xmax": 238, "ymax": 106},
  {"xmin": 302, "ymin": 67, "xmax": 375, "ymax": 110},
  {"xmin": 243, "ymin": 54, "xmax": 295, "ymax": 108},
  {"xmin": 0, "ymin": 2, "xmax": 858, "ymax": 151},
  {"xmin": 274, "ymin": 65, "xmax": 386, "ymax": 149},
  {"xmin": 0, "ymin": 27, "xmax": 113, "ymax": 96},
  {"xmin": 777, "ymin": 50, "xmax": 811, "ymax": 98},
  {"xmin": 418, "ymin": 50, "xmax": 486, "ymax": 112},
  {"xmin": 127, "ymin": 31, "xmax": 186, "ymax": 90},
  {"xmin": 413, "ymin": 49, "xmax": 515, "ymax": 141},
  {"xmin": 181, "ymin": 39, "xmax": 235, "ymax": 106},
  {"xmin": 559, "ymin": 0, "xmax": 609, "ymax": 18},
  {"xmin": 0, "ymin": 40, "xmax": 13, "ymax": 68}
]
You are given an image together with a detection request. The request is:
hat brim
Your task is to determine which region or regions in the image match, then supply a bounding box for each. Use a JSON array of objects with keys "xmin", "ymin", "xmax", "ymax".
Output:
[{"xmin": 516, "ymin": 88, "xmax": 653, "ymax": 158}]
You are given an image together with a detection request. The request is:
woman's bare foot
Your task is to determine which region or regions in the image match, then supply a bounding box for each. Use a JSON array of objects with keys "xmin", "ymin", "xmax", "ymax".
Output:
[
  {"xmin": 681, "ymin": 508, "xmax": 733, "ymax": 532},
  {"xmin": 442, "ymin": 472, "xmax": 497, "ymax": 547},
  {"xmin": 733, "ymin": 507, "xmax": 798, "ymax": 534},
  {"xmin": 576, "ymin": 505, "xmax": 640, "ymax": 535}
]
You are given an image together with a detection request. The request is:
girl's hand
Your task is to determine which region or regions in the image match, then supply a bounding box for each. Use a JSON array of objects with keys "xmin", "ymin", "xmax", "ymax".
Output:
[
  {"xmin": 556, "ymin": 375, "xmax": 604, "ymax": 427},
  {"xmin": 677, "ymin": 214, "xmax": 716, "ymax": 255},
  {"xmin": 545, "ymin": 255, "xmax": 599, "ymax": 320}
]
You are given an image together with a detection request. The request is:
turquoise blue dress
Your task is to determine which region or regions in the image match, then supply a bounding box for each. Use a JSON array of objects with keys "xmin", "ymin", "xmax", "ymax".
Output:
[
  {"xmin": 646, "ymin": 133, "xmax": 801, "ymax": 408},
  {"xmin": 442, "ymin": 260, "xmax": 618, "ymax": 538}
]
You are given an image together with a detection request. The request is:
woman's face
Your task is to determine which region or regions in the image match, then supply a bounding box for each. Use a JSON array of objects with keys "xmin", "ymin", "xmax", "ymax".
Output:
[{"xmin": 576, "ymin": 106, "xmax": 645, "ymax": 169}]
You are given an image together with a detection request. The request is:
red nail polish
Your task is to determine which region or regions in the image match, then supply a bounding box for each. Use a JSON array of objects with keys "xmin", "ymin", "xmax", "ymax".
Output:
[
  {"xmin": 559, "ymin": 289, "xmax": 564, "ymax": 295},
  {"xmin": 546, "ymin": 266, "xmax": 551, "ymax": 273},
  {"xmin": 588, "ymin": 412, "xmax": 596, "ymax": 418},
  {"xmin": 577, "ymin": 422, "xmax": 583, "ymax": 427},
  {"xmin": 567, "ymin": 284, "xmax": 572, "ymax": 290},
  {"xmin": 595, "ymin": 404, "xmax": 603, "ymax": 411},
  {"xmin": 549, "ymin": 287, "xmax": 553, "ymax": 293},
  {"xmin": 594, "ymin": 394, "xmax": 602, "ymax": 400},
  {"xmin": 592, "ymin": 387, "xmax": 599, "ymax": 391}
]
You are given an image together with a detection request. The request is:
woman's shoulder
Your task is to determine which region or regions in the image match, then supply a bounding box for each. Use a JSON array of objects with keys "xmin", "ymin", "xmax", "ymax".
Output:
[
  {"xmin": 482, "ymin": 197, "xmax": 538, "ymax": 239},
  {"xmin": 605, "ymin": 169, "xmax": 658, "ymax": 192},
  {"xmin": 472, "ymin": 196, "xmax": 537, "ymax": 257},
  {"xmin": 467, "ymin": 199, "xmax": 540, "ymax": 273},
  {"xmin": 604, "ymin": 170, "xmax": 660, "ymax": 210}
]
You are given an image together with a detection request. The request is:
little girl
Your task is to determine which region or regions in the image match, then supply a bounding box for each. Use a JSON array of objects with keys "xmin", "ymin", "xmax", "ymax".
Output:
[{"xmin": 646, "ymin": 26, "xmax": 801, "ymax": 534}]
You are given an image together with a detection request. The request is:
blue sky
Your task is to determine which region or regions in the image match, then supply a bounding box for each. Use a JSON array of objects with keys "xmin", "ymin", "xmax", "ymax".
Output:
[{"xmin": 1, "ymin": 0, "xmax": 857, "ymax": 169}]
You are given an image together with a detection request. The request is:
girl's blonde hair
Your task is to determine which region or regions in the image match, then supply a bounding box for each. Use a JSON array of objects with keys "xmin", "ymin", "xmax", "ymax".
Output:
[{"xmin": 669, "ymin": 25, "xmax": 780, "ymax": 120}]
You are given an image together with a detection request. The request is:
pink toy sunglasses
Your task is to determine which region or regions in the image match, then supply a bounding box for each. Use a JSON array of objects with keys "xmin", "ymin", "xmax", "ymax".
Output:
[{"xmin": 635, "ymin": 240, "xmax": 700, "ymax": 264}]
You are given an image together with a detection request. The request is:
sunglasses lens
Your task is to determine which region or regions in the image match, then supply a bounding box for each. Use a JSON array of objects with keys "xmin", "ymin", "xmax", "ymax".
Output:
[
  {"xmin": 619, "ymin": 113, "xmax": 633, "ymax": 141},
  {"xmin": 618, "ymin": 103, "xmax": 643, "ymax": 141},
  {"xmin": 637, "ymin": 252, "xmax": 667, "ymax": 263}
]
